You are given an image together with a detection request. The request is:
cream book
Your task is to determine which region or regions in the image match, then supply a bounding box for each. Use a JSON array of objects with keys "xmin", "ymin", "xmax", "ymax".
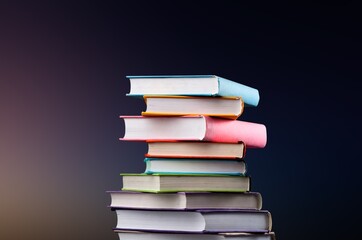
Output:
[
  {"xmin": 146, "ymin": 141, "xmax": 245, "ymax": 159},
  {"xmin": 142, "ymin": 96, "xmax": 244, "ymax": 120},
  {"xmin": 121, "ymin": 174, "xmax": 250, "ymax": 193}
]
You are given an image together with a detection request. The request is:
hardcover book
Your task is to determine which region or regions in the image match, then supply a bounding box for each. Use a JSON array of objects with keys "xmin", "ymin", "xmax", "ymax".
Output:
[
  {"xmin": 114, "ymin": 209, "xmax": 272, "ymax": 233},
  {"xmin": 126, "ymin": 75, "xmax": 260, "ymax": 107},
  {"xmin": 108, "ymin": 191, "xmax": 262, "ymax": 210},
  {"xmin": 142, "ymin": 96, "xmax": 244, "ymax": 120},
  {"xmin": 115, "ymin": 231, "xmax": 276, "ymax": 240},
  {"xmin": 120, "ymin": 115, "xmax": 267, "ymax": 148},
  {"xmin": 121, "ymin": 174, "xmax": 250, "ymax": 193},
  {"xmin": 144, "ymin": 158, "xmax": 246, "ymax": 175},
  {"xmin": 146, "ymin": 141, "xmax": 246, "ymax": 159}
]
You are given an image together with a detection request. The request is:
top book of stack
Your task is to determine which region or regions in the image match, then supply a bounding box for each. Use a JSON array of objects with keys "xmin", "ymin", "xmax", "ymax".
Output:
[{"xmin": 127, "ymin": 75, "xmax": 260, "ymax": 107}]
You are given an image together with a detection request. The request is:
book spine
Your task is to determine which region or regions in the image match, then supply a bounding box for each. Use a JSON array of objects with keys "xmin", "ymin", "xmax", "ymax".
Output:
[
  {"xmin": 203, "ymin": 116, "xmax": 267, "ymax": 148},
  {"xmin": 217, "ymin": 77, "xmax": 260, "ymax": 107}
]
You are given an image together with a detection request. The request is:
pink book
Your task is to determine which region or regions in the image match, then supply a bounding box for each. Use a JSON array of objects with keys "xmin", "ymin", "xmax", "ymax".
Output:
[{"xmin": 120, "ymin": 116, "xmax": 267, "ymax": 148}]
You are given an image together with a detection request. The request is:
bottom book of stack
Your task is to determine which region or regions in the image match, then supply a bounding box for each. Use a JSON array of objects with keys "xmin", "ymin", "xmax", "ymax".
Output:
[
  {"xmin": 115, "ymin": 209, "xmax": 271, "ymax": 232},
  {"xmin": 115, "ymin": 230, "xmax": 276, "ymax": 240},
  {"xmin": 109, "ymin": 191, "xmax": 275, "ymax": 240}
]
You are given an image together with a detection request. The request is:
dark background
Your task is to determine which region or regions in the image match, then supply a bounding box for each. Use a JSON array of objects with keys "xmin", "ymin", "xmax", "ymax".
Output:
[{"xmin": 1, "ymin": 1, "xmax": 361, "ymax": 240}]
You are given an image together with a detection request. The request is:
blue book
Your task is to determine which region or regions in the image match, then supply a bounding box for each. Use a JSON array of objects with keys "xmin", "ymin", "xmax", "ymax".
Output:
[
  {"xmin": 144, "ymin": 157, "xmax": 246, "ymax": 176},
  {"xmin": 126, "ymin": 75, "xmax": 260, "ymax": 107}
]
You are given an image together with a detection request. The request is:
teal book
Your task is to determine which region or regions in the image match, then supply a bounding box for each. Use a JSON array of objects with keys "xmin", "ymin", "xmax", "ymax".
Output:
[
  {"xmin": 121, "ymin": 173, "xmax": 250, "ymax": 193},
  {"xmin": 126, "ymin": 75, "xmax": 260, "ymax": 107},
  {"xmin": 143, "ymin": 157, "xmax": 246, "ymax": 176}
]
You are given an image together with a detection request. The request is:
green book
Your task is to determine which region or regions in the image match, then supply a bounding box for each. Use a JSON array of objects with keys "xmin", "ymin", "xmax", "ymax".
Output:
[{"xmin": 121, "ymin": 173, "xmax": 250, "ymax": 193}]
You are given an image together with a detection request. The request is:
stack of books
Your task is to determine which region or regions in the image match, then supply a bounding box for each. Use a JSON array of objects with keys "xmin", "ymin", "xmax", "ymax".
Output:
[{"xmin": 109, "ymin": 75, "xmax": 276, "ymax": 239}]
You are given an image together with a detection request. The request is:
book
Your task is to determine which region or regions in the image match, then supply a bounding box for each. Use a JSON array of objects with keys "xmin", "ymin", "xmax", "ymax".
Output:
[
  {"xmin": 115, "ymin": 230, "xmax": 276, "ymax": 240},
  {"xmin": 144, "ymin": 158, "xmax": 246, "ymax": 175},
  {"xmin": 142, "ymin": 96, "xmax": 244, "ymax": 120},
  {"xmin": 108, "ymin": 191, "xmax": 262, "ymax": 210},
  {"xmin": 121, "ymin": 174, "xmax": 250, "ymax": 193},
  {"xmin": 120, "ymin": 115, "xmax": 267, "ymax": 148},
  {"xmin": 146, "ymin": 141, "xmax": 246, "ymax": 159},
  {"xmin": 114, "ymin": 209, "xmax": 272, "ymax": 233},
  {"xmin": 126, "ymin": 75, "xmax": 260, "ymax": 107}
]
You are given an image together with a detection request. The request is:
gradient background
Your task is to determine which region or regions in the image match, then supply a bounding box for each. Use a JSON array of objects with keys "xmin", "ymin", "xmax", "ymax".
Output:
[{"xmin": 1, "ymin": 2, "xmax": 361, "ymax": 240}]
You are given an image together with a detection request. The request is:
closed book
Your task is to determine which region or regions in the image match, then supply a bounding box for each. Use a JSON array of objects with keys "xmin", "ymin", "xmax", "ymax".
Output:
[
  {"xmin": 146, "ymin": 141, "xmax": 245, "ymax": 159},
  {"xmin": 121, "ymin": 174, "xmax": 250, "ymax": 193},
  {"xmin": 120, "ymin": 116, "xmax": 267, "ymax": 148},
  {"xmin": 126, "ymin": 75, "xmax": 260, "ymax": 107},
  {"xmin": 115, "ymin": 231, "xmax": 276, "ymax": 240},
  {"xmin": 108, "ymin": 191, "xmax": 262, "ymax": 210},
  {"xmin": 144, "ymin": 158, "xmax": 246, "ymax": 175},
  {"xmin": 114, "ymin": 209, "xmax": 272, "ymax": 233},
  {"xmin": 142, "ymin": 96, "xmax": 244, "ymax": 120}
]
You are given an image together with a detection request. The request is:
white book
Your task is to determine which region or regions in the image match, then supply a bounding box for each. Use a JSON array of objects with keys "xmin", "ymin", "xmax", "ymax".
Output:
[
  {"xmin": 142, "ymin": 96, "xmax": 243, "ymax": 120},
  {"xmin": 119, "ymin": 115, "xmax": 267, "ymax": 148},
  {"xmin": 115, "ymin": 209, "xmax": 272, "ymax": 233},
  {"xmin": 108, "ymin": 191, "xmax": 262, "ymax": 210},
  {"xmin": 115, "ymin": 231, "xmax": 276, "ymax": 240}
]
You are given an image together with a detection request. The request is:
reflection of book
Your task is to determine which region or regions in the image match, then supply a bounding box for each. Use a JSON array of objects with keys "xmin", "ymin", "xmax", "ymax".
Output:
[
  {"xmin": 120, "ymin": 116, "xmax": 267, "ymax": 148},
  {"xmin": 144, "ymin": 158, "xmax": 246, "ymax": 175},
  {"xmin": 126, "ymin": 75, "xmax": 260, "ymax": 107},
  {"xmin": 121, "ymin": 174, "xmax": 250, "ymax": 193},
  {"xmin": 142, "ymin": 96, "xmax": 244, "ymax": 120},
  {"xmin": 146, "ymin": 141, "xmax": 245, "ymax": 159},
  {"xmin": 114, "ymin": 209, "xmax": 272, "ymax": 233},
  {"xmin": 115, "ymin": 231, "xmax": 276, "ymax": 240},
  {"xmin": 108, "ymin": 191, "xmax": 262, "ymax": 210}
]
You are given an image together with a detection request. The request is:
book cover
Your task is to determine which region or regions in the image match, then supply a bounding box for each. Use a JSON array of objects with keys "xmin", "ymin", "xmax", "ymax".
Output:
[
  {"xmin": 114, "ymin": 209, "xmax": 272, "ymax": 233},
  {"xmin": 115, "ymin": 230, "xmax": 276, "ymax": 240},
  {"xmin": 143, "ymin": 157, "xmax": 247, "ymax": 176},
  {"xmin": 120, "ymin": 115, "xmax": 267, "ymax": 148},
  {"xmin": 142, "ymin": 96, "xmax": 244, "ymax": 120},
  {"xmin": 121, "ymin": 173, "xmax": 251, "ymax": 193},
  {"xmin": 126, "ymin": 75, "xmax": 259, "ymax": 107},
  {"xmin": 107, "ymin": 191, "xmax": 263, "ymax": 210},
  {"xmin": 145, "ymin": 141, "xmax": 246, "ymax": 159}
]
